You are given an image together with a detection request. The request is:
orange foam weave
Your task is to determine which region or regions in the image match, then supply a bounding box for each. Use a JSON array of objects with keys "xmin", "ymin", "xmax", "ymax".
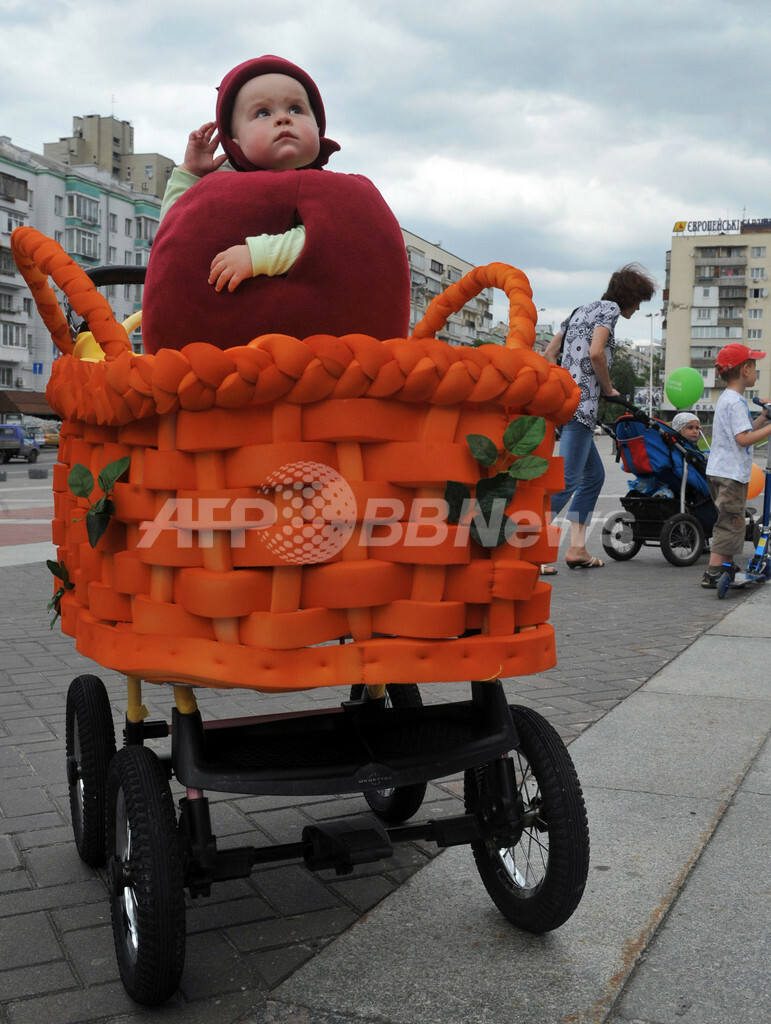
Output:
[{"xmin": 13, "ymin": 227, "xmax": 580, "ymax": 692}]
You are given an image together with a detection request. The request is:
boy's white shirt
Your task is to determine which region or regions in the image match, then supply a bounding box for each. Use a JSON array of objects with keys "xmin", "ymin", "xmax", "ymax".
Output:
[
  {"xmin": 706, "ymin": 389, "xmax": 753, "ymax": 483},
  {"xmin": 159, "ymin": 166, "xmax": 305, "ymax": 276}
]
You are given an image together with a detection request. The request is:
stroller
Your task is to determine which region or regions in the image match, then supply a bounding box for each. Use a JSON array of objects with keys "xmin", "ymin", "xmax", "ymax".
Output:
[
  {"xmin": 12, "ymin": 228, "xmax": 590, "ymax": 1008},
  {"xmin": 599, "ymin": 400, "xmax": 723, "ymax": 567}
]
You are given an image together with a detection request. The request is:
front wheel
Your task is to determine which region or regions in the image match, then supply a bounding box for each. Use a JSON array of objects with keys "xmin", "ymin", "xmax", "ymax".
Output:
[
  {"xmin": 465, "ymin": 705, "xmax": 590, "ymax": 933},
  {"xmin": 349, "ymin": 684, "xmax": 427, "ymax": 823},
  {"xmin": 660, "ymin": 513, "xmax": 704, "ymax": 567},
  {"xmin": 26, "ymin": 449, "xmax": 38, "ymax": 463},
  {"xmin": 107, "ymin": 745, "xmax": 186, "ymax": 1006},
  {"xmin": 601, "ymin": 511, "xmax": 642, "ymax": 561}
]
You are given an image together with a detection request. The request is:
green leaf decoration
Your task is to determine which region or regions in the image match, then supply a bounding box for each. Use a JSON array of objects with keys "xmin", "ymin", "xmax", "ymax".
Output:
[
  {"xmin": 466, "ymin": 434, "xmax": 498, "ymax": 467},
  {"xmin": 507, "ymin": 455, "xmax": 550, "ymax": 481},
  {"xmin": 476, "ymin": 472, "xmax": 517, "ymax": 515},
  {"xmin": 470, "ymin": 512, "xmax": 515, "ymax": 548},
  {"xmin": 503, "ymin": 417, "xmax": 546, "ymax": 457},
  {"xmin": 46, "ymin": 559, "xmax": 65, "ymax": 582},
  {"xmin": 86, "ymin": 498, "xmax": 115, "ymax": 548},
  {"xmin": 444, "ymin": 480, "xmax": 471, "ymax": 524},
  {"xmin": 68, "ymin": 463, "xmax": 94, "ymax": 499},
  {"xmin": 97, "ymin": 456, "xmax": 130, "ymax": 495}
]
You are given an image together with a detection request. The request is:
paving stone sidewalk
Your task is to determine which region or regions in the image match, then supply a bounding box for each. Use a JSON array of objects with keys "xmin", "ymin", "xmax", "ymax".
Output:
[{"xmin": 0, "ymin": 540, "xmax": 751, "ymax": 1024}]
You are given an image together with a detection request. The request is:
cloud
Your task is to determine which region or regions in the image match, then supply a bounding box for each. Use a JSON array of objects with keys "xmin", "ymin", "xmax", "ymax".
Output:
[{"xmin": 4, "ymin": 0, "xmax": 771, "ymax": 346}]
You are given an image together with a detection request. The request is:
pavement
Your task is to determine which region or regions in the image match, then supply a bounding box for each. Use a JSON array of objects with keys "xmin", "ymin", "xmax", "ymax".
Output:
[{"xmin": 0, "ymin": 441, "xmax": 769, "ymax": 1024}]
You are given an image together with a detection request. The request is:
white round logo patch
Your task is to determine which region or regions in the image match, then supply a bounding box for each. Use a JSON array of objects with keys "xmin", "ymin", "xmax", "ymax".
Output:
[{"xmin": 259, "ymin": 461, "xmax": 357, "ymax": 564}]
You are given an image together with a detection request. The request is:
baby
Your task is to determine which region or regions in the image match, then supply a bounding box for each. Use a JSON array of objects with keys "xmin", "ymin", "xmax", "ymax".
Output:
[
  {"xmin": 671, "ymin": 412, "xmax": 701, "ymax": 446},
  {"xmin": 142, "ymin": 56, "xmax": 410, "ymax": 353}
]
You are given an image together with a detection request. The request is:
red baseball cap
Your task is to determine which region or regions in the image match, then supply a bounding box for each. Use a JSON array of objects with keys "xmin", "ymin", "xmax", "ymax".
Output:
[{"xmin": 715, "ymin": 342, "xmax": 766, "ymax": 371}]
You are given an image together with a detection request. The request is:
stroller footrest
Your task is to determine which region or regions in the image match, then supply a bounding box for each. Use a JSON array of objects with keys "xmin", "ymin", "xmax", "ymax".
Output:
[{"xmin": 171, "ymin": 685, "xmax": 517, "ymax": 797}]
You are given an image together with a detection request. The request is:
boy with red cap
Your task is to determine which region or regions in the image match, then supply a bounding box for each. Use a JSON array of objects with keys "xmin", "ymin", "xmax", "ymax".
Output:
[
  {"xmin": 702, "ymin": 343, "xmax": 771, "ymax": 587},
  {"xmin": 142, "ymin": 56, "xmax": 409, "ymax": 352}
]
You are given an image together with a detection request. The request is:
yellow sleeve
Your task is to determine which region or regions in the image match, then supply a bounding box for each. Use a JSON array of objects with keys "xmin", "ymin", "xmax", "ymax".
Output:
[
  {"xmin": 246, "ymin": 225, "xmax": 306, "ymax": 276},
  {"xmin": 160, "ymin": 167, "xmax": 202, "ymax": 220}
]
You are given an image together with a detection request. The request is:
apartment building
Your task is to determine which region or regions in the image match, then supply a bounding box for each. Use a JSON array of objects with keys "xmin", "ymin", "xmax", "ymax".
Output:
[
  {"xmin": 403, "ymin": 230, "xmax": 494, "ymax": 344},
  {"xmin": 0, "ymin": 135, "xmax": 161, "ymax": 415},
  {"xmin": 44, "ymin": 115, "xmax": 174, "ymax": 201},
  {"xmin": 663, "ymin": 218, "xmax": 771, "ymax": 418}
]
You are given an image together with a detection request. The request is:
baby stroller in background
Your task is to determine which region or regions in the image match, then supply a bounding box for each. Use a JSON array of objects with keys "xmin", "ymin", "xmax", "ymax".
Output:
[{"xmin": 599, "ymin": 399, "xmax": 756, "ymax": 567}]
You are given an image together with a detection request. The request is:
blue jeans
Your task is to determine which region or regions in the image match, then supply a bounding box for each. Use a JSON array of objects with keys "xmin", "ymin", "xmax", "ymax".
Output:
[{"xmin": 550, "ymin": 421, "xmax": 605, "ymax": 524}]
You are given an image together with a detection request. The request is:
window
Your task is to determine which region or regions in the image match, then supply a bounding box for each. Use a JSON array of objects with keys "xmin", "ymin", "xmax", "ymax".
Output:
[
  {"xmin": 1, "ymin": 321, "xmax": 27, "ymax": 347},
  {"xmin": 749, "ymin": 287, "xmax": 768, "ymax": 299},
  {"xmin": 109, "ymin": 213, "xmax": 117, "ymax": 232},
  {"xmin": 0, "ymin": 367, "xmax": 12, "ymax": 387},
  {"xmin": 702, "ymin": 288, "xmax": 710, "ymax": 298},
  {"xmin": 145, "ymin": 164, "xmax": 154, "ymax": 179},
  {"xmin": 751, "ymin": 246, "xmax": 766, "ymax": 258},
  {"xmin": 750, "ymin": 267, "xmax": 766, "ymax": 280},
  {"xmin": 747, "ymin": 329, "xmax": 763, "ymax": 340},
  {"xmin": 747, "ymin": 308, "xmax": 763, "ymax": 319},
  {"xmin": 0, "ymin": 249, "xmax": 15, "ymax": 275},
  {"xmin": 65, "ymin": 227, "xmax": 100, "ymax": 259},
  {"xmin": 718, "ymin": 307, "xmax": 742, "ymax": 319},
  {"xmin": 691, "ymin": 326, "xmax": 742, "ymax": 339},
  {"xmin": 447, "ymin": 266, "xmax": 462, "ymax": 283},
  {"xmin": 3, "ymin": 210, "xmax": 25, "ymax": 232},
  {"xmin": 66, "ymin": 193, "xmax": 100, "ymax": 224},
  {"xmin": 125, "ymin": 218, "xmax": 132, "ymax": 236},
  {"xmin": 0, "ymin": 293, "xmax": 13, "ymax": 313},
  {"xmin": 54, "ymin": 196, "xmax": 63, "ymax": 216},
  {"xmin": 55, "ymin": 230, "xmax": 64, "ymax": 245},
  {"xmin": 23, "ymin": 298, "xmax": 31, "ymax": 315},
  {"xmin": 697, "ymin": 308, "xmax": 712, "ymax": 320},
  {"xmin": 408, "ymin": 248, "xmax": 424, "ymax": 269},
  {"xmin": 0, "ymin": 173, "xmax": 28, "ymax": 202},
  {"xmin": 430, "ymin": 259, "xmax": 443, "ymax": 274},
  {"xmin": 135, "ymin": 216, "xmax": 157, "ymax": 243},
  {"xmin": 108, "ymin": 246, "xmax": 117, "ymax": 262},
  {"xmin": 124, "ymin": 249, "xmax": 132, "ymax": 263}
]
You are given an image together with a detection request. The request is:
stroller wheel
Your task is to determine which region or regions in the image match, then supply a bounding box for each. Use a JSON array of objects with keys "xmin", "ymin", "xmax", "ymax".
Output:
[
  {"xmin": 465, "ymin": 705, "xmax": 589, "ymax": 933},
  {"xmin": 660, "ymin": 512, "xmax": 704, "ymax": 567},
  {"xmin": 601, "ymin": 511, "xmax": 642, "ymax": 561},
  {"xmin": 349, "ymin": 684, "xmax": 428, "ymax": 823},
  {"xmin": 66, "ymin": 675, "xmax": 116, "ymax": 866},
  {"xmin": 107, "ymin": 745, "xmax": 186, "ymax": 1006}
]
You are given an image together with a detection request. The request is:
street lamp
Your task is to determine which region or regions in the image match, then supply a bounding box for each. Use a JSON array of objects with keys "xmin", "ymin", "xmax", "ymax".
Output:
[{"xmin": 644, "ymin": 312, "xmax": 661, "ymax": 419}]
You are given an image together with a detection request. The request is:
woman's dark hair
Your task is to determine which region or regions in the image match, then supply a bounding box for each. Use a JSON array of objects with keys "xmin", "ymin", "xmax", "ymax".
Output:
[{"xmin": 602, "ymin": 263, "xmax": 657, "ymax": 310}]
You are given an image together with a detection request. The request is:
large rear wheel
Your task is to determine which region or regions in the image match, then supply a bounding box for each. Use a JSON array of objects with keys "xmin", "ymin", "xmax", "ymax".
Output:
[
  {"xmin": 107, "ymin": 745, "xmax": 186, "ymax": 1006},
  {"xmin": 601, "ymin": 511, "xmax": 642, "ymax": 561},
  {"xmin": 65, "ymin": 675, "xmax": 116, "ymax": 866},
  {"xmin": 465, "ymin": 705, "xmax": 590, "ymax": 933}
]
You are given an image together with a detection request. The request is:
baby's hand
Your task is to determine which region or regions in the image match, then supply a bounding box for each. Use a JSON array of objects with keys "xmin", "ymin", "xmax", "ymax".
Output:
[
  {"xmin": 180, "ymin": 122, "xmax": 228, "ymax": 177},
  {"xmin": 209, "ymin": 246, "xmax": 253, "ymax": 292}
]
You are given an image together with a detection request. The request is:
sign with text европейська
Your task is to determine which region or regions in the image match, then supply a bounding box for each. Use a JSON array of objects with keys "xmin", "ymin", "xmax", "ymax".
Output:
[{"xmin": 673, "ymin": 218, "xmax": 771, "ymax": 234}]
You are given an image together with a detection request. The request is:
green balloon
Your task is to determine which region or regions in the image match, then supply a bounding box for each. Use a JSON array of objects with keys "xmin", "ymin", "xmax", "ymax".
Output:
[{"xmin": 666, "ymin": 367, "xmax": 703, "ymax": 409}]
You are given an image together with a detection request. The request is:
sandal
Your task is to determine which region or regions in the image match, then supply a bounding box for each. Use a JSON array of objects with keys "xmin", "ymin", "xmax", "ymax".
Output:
[
  {"xmin": 565, "ymin": 556, "xmax": 605, "ymax": 570},
  {"xmin": 539, "ymin": 564, "xmax": 559, "ymax": 576}
]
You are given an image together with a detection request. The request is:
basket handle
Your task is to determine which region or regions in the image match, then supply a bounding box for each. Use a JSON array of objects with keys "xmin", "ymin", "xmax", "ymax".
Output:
[
  {"xmin": 10, "ymin": 227, "xmax": 132, "ymax": 359},
  {"xmin": 410, "ymin": 262, "xmax": 537, "ymax": 349}
]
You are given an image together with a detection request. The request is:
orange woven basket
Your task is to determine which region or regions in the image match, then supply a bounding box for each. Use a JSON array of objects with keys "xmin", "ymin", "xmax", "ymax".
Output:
[{"xmin": 12, "ymin": 227, "xmax": 579, "ymax": 692}]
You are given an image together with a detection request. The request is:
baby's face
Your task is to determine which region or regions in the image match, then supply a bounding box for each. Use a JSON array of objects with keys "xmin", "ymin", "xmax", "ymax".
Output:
[
  {"xmin": 679, "ymin": 420, "xmax": 700, "ymax": 442},
  {"xmin": 231, "ymin": 73, "xmax": 320, "ymax": 170}
]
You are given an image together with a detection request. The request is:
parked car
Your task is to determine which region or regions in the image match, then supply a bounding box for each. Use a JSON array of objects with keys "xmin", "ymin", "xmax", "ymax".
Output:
[
  {"xmin": 43, "ymin": 425, "xmax": 61, "ymax": 447},
  {"xmin": 0, "ymin": 423, "xmax": 40, "ymax": 463}
]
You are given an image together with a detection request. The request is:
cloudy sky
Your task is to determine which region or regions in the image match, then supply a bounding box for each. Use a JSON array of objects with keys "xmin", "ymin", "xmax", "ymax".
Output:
[{"xmin": 4, "ymin": 0, "xmax": 771, "ymax": 343}]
